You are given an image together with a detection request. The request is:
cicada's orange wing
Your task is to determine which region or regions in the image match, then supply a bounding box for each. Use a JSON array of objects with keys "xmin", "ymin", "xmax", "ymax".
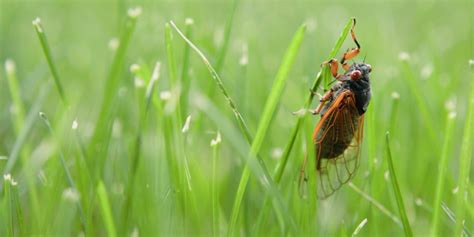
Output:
[{"xmin": 313, "ymin": 90, "xmax": 365, "ymax": 199}]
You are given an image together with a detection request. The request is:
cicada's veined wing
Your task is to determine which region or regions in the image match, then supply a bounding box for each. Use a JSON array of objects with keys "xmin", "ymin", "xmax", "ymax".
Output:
[{"xmin": 313, "ymin": 90, "xmax": 365, "ymax": 199}]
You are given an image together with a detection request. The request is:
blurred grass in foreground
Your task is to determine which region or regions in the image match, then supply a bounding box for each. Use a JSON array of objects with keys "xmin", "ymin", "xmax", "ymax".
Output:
[{"xmin": 0, "ymin": 0, "xmax": 473, "ymax": 236}]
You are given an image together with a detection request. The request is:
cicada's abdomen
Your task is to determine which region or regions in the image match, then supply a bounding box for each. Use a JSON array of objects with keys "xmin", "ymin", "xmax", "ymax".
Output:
[{"xmin": 314, "ymin": 93, "xmax": 359, "ymax": 159}]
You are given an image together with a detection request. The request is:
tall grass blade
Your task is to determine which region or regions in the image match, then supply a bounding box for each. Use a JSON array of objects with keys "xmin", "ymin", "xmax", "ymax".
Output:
[
  {"xmin": 273, "ymin": 17, "xmax": 354, "ymax": 184},
  {"xmin": 430, "ymin": 112, "xmax": 456, "ymax": 236},
  {"xmin": 228, "ymin": 24, "xmax": 306, "ymax": 236},
  {"xmin": 253, "ymin": 18, "xmax": 355, "ymax": 235},
  {"xmin": 454, "ymin": 62, "xmax": 474, "ymax": 237},
  {"xmin": 39, "ymin": 112, "xmax": 87, "ymax": 232},
  {"xmin": 385, "ymin": 132, "xmax": 413, "ymax": 237},
  {"xmin": 172, "ymin": 19, "xmax": 302, "ymax": 235},
  {"xmin": 97, "ymin": 181, "xmax": 117, "ymax": 237},
  {"xmin": 88, "ymin": 7, "xmax": 141, "ymax": 175},
  {"xmin": 32, "ymin": 18, "xmax": 67, "ymax": 105}
]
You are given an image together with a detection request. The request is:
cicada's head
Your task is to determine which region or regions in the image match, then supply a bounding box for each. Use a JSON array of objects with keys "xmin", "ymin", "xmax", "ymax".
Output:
[{"xmin": 348, "ymin": 63, "xmax": 371, "ymax": 81}]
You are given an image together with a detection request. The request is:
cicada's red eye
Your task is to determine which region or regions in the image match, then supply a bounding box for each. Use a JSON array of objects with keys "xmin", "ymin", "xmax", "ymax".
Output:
[{"xmin": 350, "ymin": 70, "xmax": 362, "ymax": 80}]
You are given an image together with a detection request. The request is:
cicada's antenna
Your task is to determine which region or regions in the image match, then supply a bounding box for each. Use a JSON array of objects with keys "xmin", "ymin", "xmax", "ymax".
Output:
[{"xmin": 363, "ymin": 53, "xmax": 367, "ymax": 63}]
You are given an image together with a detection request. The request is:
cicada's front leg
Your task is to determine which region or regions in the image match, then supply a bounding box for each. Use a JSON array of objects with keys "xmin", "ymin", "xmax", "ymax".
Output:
[
  {"xmin": 340, "ymin": 18, "xmax": 361, "ymax": 71},
  {"xmin": 311, "ymin": 88, "xmax": 334, "ymax": 115}
]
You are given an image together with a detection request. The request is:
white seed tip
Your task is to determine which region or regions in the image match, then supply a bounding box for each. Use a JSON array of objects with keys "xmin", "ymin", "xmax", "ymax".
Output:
[
  {"xmin": 5, "ymin": 59, "xmax": 16, "ymax": 73},
  {"xmin": 151, "ymin": 62, "xmax": 162, "ymax": 82},
  {"xmin": 448, "ymin": 112, "xmax": 457, "ymax": 119},
  {"xmin": 352, "ymin": 218, "xmax": 368, "ymax": 236},
  {"xmin": 444, "ymin": 98, "xmax": 456, "ymax": 112},
  {"xmin": 32, "ymin": 17, "xmax": 41, "ymax": 25},
  {"xmin": 3, "ymin": 173, "xmax": 12, "ymax": 181},
  {"xmin": 210, "ymin": 131, "xmax": 222, "ymax": 147},
  {"xmin": 134, "ymin": 77, "xmax": 145, "ymax": 88},
  {"xmin": 452, "ymin": 186, "xmax": 459, "ymax": 194},
  {"xmin": 383, "ymin": 170, "xmax": 390, "ymax": 181},
  {"xmin": 127, "ymin": 7, "xmax": 142, "ymax": 18},
  {"xmin": 108, "ymin": 38, "xmax": 120, "ymax": 50},
  {"xmin": 160, "ymin": 91, "xmax": 172, "ymax": 101},
  {"xmin": 62, "ymin": 188, "xmax": 80, "ymax": 202},
  {"xmin": 72, "ymin": 119, "xmax": 79, "ymax": 130},
  {"xmin": 130, "ymin": 64, "xmax": 141, "ymax": 74},
  {"xmin": 32, "ymin": 17, "xmax": 43, "ymax": 32},
  {"xmin": 185, "ymin": 18, "xmax": 194, "ymax": 25},
  {"xmin": 181, "ymin": 115, "xmax": 192, "ymax": 133},
  {"xmin": 39, "ymin": 112, "xmax": 46, "ymax": 119},
  {"xmin": 271, "ymin": 148, "xmax": 283, "ymax": 159},
  {"xmin": 420, "ymin": 64, "xmax": 433, "ymax": 79},
  {"xmin": 239, "ymin": 43, "xmax": 248, "ymax": 66},
  {"xmin": 391, "ymin": 92, "xmax": 400, "ymax": 99},
  {"xmin": 415, "ymin": 198, "xmax": 423, "ymax": 206},
  {"xmin": 469, "ymin": 59, "xmax": 474, "ymax": 66},
  {"xmin": 398, "ymin": 52, "xmax": 410, "ymax": 61}
]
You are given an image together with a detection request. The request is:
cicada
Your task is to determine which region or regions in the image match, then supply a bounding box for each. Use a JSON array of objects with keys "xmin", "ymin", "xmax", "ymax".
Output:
[{"xmin": 311, "ymin": 18, "xmax": 372, "ymax": 198}]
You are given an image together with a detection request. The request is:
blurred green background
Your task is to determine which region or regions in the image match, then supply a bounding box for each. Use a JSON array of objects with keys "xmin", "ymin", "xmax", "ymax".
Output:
[{"xmin": 0, "ymin": 0, "xmax": 473, "ymax": 236}]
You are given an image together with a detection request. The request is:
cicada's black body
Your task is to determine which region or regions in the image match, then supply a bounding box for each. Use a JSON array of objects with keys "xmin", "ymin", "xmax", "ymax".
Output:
[
  {"xmin": 315, "ymin": 63, "xmax": 371, "ymax": 160},
  {"xmin": 312, "ymin": 63, "xmax": 372, "ymax": 198}
]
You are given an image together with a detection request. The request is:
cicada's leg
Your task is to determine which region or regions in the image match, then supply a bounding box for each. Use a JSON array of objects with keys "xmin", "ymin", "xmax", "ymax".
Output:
[
  {"xmin": 341, "ymin": 18, "xmax": 361, "ymax": 71},
  {"xmin": 311, "ymin": 88, "xmax": 334, "ymax": 115},
  {"xmin": 321, "ymin": 59, "xmax": 343, "ymax": 80},
  {"xmin": 298, "ymin": 152, "xmax": 308, "ymax": 195}
]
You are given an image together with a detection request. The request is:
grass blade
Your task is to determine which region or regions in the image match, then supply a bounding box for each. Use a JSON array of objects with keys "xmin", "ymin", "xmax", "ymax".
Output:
[
  {"xmin": 454, "ymin": 62, "xmax": 474, "ymax": 236},
  {"xmin": 273, "ymin": 17, "xmax": 355, "ymax": 184},
  {"xmin": 385, "ymin": 132, "xmax": 413, "ymax": 237},
  {"xmin": 170, "ymin": 21, "xmax": 301, "ymax": 234},
  {"xmin": 180, "ymin": 18, "xmax": 194, "ymax": 116},
  {"xmin": 253, "ymin": 18, "xmax": 356, "ymax": 235},
  {"xmin": 3, "ymin": 174, "xmax": 15, "ymax": 237},
  {"xmin": 348, "ymin": 182, "xmax": 402, "ymax": 226},
  {"xmin": 97, "ymin": 181, "xmax": 117, "ymax": 237},
  {"xmin": 88, "ymin": 7, "xmax": 141, "ymax": 178},
  {"xmin": 430, "ymin": 111, "xmax": 457, "ymax": 236},
  {"xmin": 228, "ymin": 24, "xmax": 306, "ymax": 236},
  {"xmin": 400, "ymin": 59, "xmax": 438, "ymax": 145},
  {"xmin": 39, "ymin": 112, "xmax": 87, "ymax": 232},
  {"xmin": 169, "ymin": 20, "xmax": 252, "ymax": 142},
  {"xmin": 215, "ymin": 0, "xmax": 239, "ymax": 72},
  {"xmin": 32, "ymin": 18, "xmax": 67, "ymax": 105},
  {"xmin": 211, "ymin": 132, "xmax": 222, "ymax": 237}
]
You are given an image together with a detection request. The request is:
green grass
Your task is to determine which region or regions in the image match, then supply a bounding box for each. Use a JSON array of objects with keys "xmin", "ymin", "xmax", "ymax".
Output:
[
  {"xmin": 385, "ymin": 132, "xmax": 413, "ymax": 237},
  {"xmin": 0, "ymin": 1, "xmax": 473, "ymax": 236}
]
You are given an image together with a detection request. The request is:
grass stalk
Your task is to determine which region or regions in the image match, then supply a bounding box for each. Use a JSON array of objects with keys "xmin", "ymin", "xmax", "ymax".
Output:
[
  {"xmin": 3, "ymin": 174, "xmax": 14, "ymax": 237},
  {"xmin": 170, "ymin": 21, "xmax": 299, "ymax": 235},
  {"xmin": 348, "ymin": 182, "xmax": 401, "ymax": 226},
  {"xmin": 122, "ymin": 62, "xmax": 161, "ymax": 229},
  {"xmin": 228, "ymin": 24, "xmax": 306, "ymax": 236},
  {"xmin": 454, "ymin": 63, "xmax": 474, "ymax": 236},
  {"xmin": 88, "ymin": 7, "xmax": 141, "ymax": 175},
  {"xmin": 211, "ymin": 132, "xmax": 222, "ymax": 237},
  {"xmin": 385, "ymin": 132, "xmax": 413, "ymax": 237},
  {"xmin": 97, "ymin": 181, "xmax": 117, "ymax": 237},
  {"xmin": 32, "ymin": 18, "xmax": 67, "ymax": 105},
  {"xmin": 180, "ymin": 18, "xmax": 194, "ymax": 117},
  {"xmin": 39, "ymin": 112, "xmax": 87, "ymax": 232},
  {"xmin": 4, "ymin": 59, "xmax": 41, "ymax": 232},
  {"xmin": 253, "ymin": 18, "xmax": 355, "ymax": 234},
  {"xmin": 430, "ymin": 111, "xmax": 456, "ymax": 236},
  {"xmin": 400, "ymin": 60, "xmax": 438, "ymax": 144},
  {"xmin": 273, "ymin": 17, "xmax": 354, "ymax": 184}
]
